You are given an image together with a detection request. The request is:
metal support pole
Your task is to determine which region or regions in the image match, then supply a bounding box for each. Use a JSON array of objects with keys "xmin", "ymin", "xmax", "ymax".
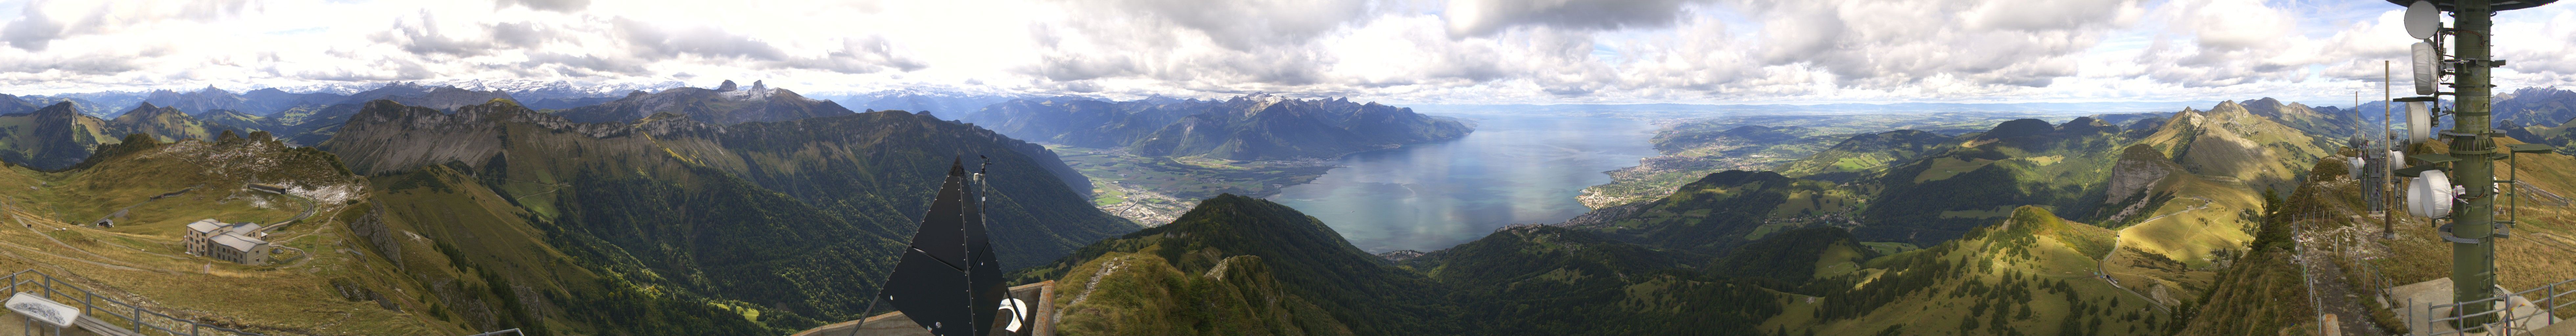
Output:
[
  {"xmin": 2386, "ymin": 60, "xmax": 2398, "ymax": 240},
  {"xmin": 2449, "ymin": 0, "xmax": 2503, "ymax": 329}
]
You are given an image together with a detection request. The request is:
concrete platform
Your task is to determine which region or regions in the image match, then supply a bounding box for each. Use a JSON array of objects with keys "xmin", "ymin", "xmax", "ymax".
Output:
[
  {"xmin": 794, "ymin": 281, "xmax": 1055, "ymax": 336},
  {"xmin": 2392, "ymin": 278, "xmax": 2565, "ymax": 335}
]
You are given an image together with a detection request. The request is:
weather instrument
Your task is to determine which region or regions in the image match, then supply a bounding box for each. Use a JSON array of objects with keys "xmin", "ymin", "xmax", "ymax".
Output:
[{"xmin": 2382, "ymin": 0, "xmax": 2561, "ymax": 331}]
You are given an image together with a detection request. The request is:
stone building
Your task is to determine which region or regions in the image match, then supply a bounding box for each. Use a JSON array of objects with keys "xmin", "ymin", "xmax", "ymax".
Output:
[{"xmin": 184, "ymin": 219, "xmax": 270, "ymax": 264}]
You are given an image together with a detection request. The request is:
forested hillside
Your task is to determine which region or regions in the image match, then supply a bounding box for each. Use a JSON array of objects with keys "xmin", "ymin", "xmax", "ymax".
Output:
[{"xmin": 318, "ymin": 99, "xmax": 1131, "ymax": 331}]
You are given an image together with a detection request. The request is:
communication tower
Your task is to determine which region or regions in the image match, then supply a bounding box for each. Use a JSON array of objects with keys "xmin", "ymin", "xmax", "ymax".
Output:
[{"xmin": 2385, "ymin": 0, "xmax": 2559, "ymax": 330}]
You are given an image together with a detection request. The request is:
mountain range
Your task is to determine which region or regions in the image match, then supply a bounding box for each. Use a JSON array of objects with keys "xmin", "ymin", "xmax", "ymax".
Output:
[
  {"xmin": 311, "ymin": 99, "xmax": 1132, "ymax": 331},
  {"xmin": 1005, "ymin": 95, "xmax": 2445, "ymax": 335},
  {"xmin": 0, "ymin": 76, "xmax": 2565, "ymax": 336},
  {"xmin": 555, "ymin": 80, "xmax": 857, "ymax": 125},
  {"xmin": 961, "ymin": 94, "xmax": 1471, "ymax": 160}
]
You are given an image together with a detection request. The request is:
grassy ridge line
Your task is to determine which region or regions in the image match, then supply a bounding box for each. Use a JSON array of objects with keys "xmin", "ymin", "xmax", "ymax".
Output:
[{"xmin": 1781, "ymin": 206, "xmax": 2167, "ymax": 335}]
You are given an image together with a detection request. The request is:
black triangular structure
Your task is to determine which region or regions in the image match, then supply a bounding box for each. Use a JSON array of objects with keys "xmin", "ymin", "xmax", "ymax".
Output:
[{"xmin": 874, "ymin": 158, "xmax": 1022, "ymax": 336}]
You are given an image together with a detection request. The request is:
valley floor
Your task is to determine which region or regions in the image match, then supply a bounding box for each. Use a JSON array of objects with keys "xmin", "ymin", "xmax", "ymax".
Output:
[{"xmin": 1048, "ymin": 144, "xmax": 1335, "ymax": 225}]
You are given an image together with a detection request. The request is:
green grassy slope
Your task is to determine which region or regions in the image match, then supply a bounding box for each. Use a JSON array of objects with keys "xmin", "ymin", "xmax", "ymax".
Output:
[
  {"xmin": 639, "ymin": 110, "xmax": 1133, "ymax": 268},
  {"xmin": 0, "ymin": 102, "xmax": 118, "ymax": 170},
  {"xmin": 1407, "ymin": 224, "xmax": 1784, "ymax": 335},
  {"xmin": 1854, "ymin": 117, "xmax": 2132, "ymax": 245},
  {"xmin": 1775, "ymin": 129, "xmax": 1959, "ymax": 182},
  {"xmin": 360, "ymin": 166, "xmax": 771, "ymax": 335},
  {"xmin": 1013, "ymin": 195, "xmax": 1463, "ymax": 336},
  {"xmin": 1781, "ymin": 206, "xmax": 2167, "ymax": 335},
  {"xmin": 320, "ymin": 100, "xmax": 893, "ymax": 328},
  {"xmin": 2169, "ymin": 159, "xmax": 2326, "ymax": 336},
  {"xmin": 318, "ymin": 100, "xmax": 1127, "ymax": 329},
  {"xmin": 2134, "ymin": 101, "xmax": 2330, "ymax": 195},
  {"xmin": 0, "ymin": 135, "xmax": 462, "ymax": 335},
  {"xmin": 1581, "ymin": 170, "xmax": 1864, "ymax": 255}
]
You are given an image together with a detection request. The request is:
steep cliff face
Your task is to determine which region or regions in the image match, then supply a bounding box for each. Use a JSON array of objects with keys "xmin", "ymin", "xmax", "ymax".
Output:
[
  {"xmin": 2105, "ymin": 144, "xmax": 2180, "ymax": 205},
  {"xmin": 265, "ymin": 84, "xmax": 521, "ymax": 145},
  {"xmin": 0, "ymin": 102, "xmax": 117, "ymax": 169},
  {"xmin": 318, "ymin": 100, "xmax": 625, "ymax": 175},
  {"xmin": 2136, "ymin": 101, "xmax": 2328, "ymax": 194}
]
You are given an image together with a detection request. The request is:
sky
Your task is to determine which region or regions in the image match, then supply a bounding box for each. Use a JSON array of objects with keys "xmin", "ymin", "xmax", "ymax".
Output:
[{"xmin": 0, "ymin": 0, "xmax": 2570, "ymax": 105}]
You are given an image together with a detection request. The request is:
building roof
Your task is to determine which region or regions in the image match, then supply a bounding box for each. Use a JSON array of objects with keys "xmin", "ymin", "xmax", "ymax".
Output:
[
  {"xmin": 208, "ymin": 234, "xmax": 267, "ymax": 252},
  {"xmin": 221, "ymin": 222, "xmax": 261, "ymax": 236},
  {"xmin": 185, "ymin": 219, "xmax": 224, "ymax": 234}
]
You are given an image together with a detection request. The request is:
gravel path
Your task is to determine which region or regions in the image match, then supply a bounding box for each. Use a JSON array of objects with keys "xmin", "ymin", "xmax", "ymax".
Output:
[{"xmin": 2299, "ymin": 218, "xmax": 2390, "ymax": 336}]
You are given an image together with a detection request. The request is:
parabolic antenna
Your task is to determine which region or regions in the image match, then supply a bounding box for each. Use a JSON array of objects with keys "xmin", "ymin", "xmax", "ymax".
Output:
[
  {"xmin": 2385, "ymin": 0, "xmax": 2561, "ymax": 12},
  {"xmin": 2414, "ymin": 42, "xmax": 2441, "ymax": 95},
  {"xmin": 2409, "ymin": 170, "xmax": 2455, "ymax": 217},
  {"xmin": 2390, "ymin": 150, "xmax": 2405, "ymax": 171},
  {"xmin": 2408, "ymin": 101, "xmax": 2434, "ymax": 142},
  {"xmin": 2406, "ymin": 1, "xmax": 2442, "ymax": 39},
  {"xmin": 2348, "ymin": 157, "xmax": 2366, "ymax": 178}
]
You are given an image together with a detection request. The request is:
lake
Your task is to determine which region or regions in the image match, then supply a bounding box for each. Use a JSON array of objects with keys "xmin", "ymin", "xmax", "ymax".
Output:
[{"xmin": 1269, "ymin": 113, "xmax": 1659, "ymax": 253}]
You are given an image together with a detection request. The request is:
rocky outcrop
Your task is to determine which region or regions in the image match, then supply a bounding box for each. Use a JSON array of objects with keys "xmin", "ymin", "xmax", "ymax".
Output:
[
  {"xmin": 2106, "ymin": 144, "xmax": 2179, "ymax": 205},
  {"xmin": 320, "ymin": 100, "xmax": 631, "ymax": 175}
]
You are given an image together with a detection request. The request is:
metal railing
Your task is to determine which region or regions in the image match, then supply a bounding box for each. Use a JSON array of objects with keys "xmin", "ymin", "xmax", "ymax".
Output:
[
  {"xmin": 2413, "ymin": 276, "xmax": 2576, "ymax": 335},
  {"xmin": 0, "ymin": 269, "xmax": 263, "ymax": 336},
  {"xmin": 462, "ymin": 328, "xmax": 521, "ymax": 336}
]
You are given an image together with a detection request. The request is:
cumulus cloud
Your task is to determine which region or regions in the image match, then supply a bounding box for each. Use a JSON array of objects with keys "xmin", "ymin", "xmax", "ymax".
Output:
[
  {"xmin": 496, "ymin": 0, "xmax": 589, "ymax": 12},
  {"xmin": 1106, "ymin": 0, "xmax": 1373, "ymax": 50},
  {"xmin": 1, "ymin": 5, "xmax": 63, "ymax": 51},
  {"xmin": 1444, "ymin": 0, "xmax": 1697, "ymax": 37},
  {"xmin": 0, "ymin": 0, "xmax": 2566, "ymax": 104}
]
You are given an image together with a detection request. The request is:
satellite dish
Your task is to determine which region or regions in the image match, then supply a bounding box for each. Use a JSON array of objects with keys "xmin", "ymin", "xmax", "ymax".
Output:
[
  {"xmin": 2407, "ymin": 101, "xmax": 2434, "ymax": 142},
  {"xmin": 2347, "ymin": 157, "xmax": 2365, "ymax": 178},
  {"xmin": 2408, "ymin": 170, "xmax": 2454, "ymax": 217},
  {"xmin": 2414, "ymin": 42, "xmax": 2440, "ymax": 95},
  {"xmin": 2389, "ymin": 150, "xmax": 2405, "ymax": 170},
  {"xmin": 2406, "ymin": 1, "xmax": 2441, "ymax": 40}
]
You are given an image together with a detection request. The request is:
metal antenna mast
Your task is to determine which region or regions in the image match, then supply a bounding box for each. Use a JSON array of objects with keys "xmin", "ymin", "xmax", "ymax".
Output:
[
  {"xmin": 2389, "ymin": 0, "xmax": 2559, "ymax": 330},
  {"xmin": 2384, "ymin": 60, "xmax": 2396, "ymax": 240}
]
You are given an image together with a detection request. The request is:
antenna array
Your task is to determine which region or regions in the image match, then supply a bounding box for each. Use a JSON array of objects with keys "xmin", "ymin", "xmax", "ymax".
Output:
[{"xmin": 2383, "ymin": 0, "xmax": 2561, "ymax": 332}]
